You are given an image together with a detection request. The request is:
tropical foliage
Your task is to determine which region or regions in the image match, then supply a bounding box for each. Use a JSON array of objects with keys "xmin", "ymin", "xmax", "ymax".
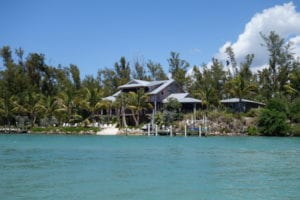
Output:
[
  {"xmin": 257, "ymin": 98, "xmax": 289, "ymax": 136},
  {"xmin": 0, "ymin": 31, "xmax": 300, "ymax": 135},
  {"xmin": 258, "ymin": 109, "xmax": 290, "ymax": 136}
]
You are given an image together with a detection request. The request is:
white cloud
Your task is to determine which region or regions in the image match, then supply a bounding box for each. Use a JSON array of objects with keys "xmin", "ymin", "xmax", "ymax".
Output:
[
  {"xmin": 290, "ymin": 35, "xmax": 300, "ymax": 60},
  {"xmin": 215, "ymin": 2, "xmax": 300, "ymax": 69}
]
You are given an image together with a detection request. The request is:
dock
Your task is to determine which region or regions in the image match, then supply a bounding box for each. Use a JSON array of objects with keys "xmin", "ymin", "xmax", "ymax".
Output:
[{"xmin": 142, "ymin": 124, "xmax": 207, "ymax": 137}]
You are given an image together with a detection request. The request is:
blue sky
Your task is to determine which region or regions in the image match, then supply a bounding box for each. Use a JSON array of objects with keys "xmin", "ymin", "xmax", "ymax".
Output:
[{"xmin": 1, "ymin": 0, "xmax": 299, "ymax": 77}]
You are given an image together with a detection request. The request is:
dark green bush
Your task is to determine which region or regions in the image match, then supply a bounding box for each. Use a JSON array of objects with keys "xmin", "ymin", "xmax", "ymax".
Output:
[
  {"xmin": 245, "ymin": 108, "xmax": 262, "ymax": 118},
  {"xmin": 247, "ymin": 126, "xmax": 259, "ymax": 136},
  {"xmin": 290, "ymin": 98, "xmax": 300, "ymax": 123},
  {"xmin": 291, "ymin": 124, "xmax": 300, "ymax": 137},
  {"xmin": 258, "ymin": 109, "xmax": 290, "ymax": 136},
  {"xmin": 266, "ymin": 98, "xmax": 288, "ymax": 114}
]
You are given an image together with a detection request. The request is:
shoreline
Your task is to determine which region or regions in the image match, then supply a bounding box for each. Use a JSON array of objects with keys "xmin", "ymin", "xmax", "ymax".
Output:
[
  {"xmin": 0, "ymin": 127, "xmax": 257, "ymax": 136},
  {"xmin": 1, "ymin": 125, "xmax": 298, "ymax": 137},
  {"xmin": 1, "ymin": 130, "xmax": 298, "ymax": 137}
]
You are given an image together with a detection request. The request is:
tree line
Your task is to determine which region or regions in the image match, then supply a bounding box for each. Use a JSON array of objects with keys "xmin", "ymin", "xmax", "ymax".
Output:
[{"xmin": 0, "ymin": 31, "xmax": 300, "ymax": 133}]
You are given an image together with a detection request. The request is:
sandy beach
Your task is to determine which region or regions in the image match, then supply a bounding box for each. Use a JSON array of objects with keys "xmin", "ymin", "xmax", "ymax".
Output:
[{"xmin": 96, "ymin": 124, "xmax": 119, "ymax": 135}]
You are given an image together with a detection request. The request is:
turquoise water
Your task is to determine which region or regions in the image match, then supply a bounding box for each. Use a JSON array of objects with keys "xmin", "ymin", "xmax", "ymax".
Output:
[{"xmin": 0, "ymin": 135, "xmax": 299, "ymax": 200}]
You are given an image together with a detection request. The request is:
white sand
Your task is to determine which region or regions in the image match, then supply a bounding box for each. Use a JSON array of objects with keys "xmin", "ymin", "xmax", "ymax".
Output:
[{"xmin": 96, "ymin": 126, "xmax": 119, "ymax": 135}]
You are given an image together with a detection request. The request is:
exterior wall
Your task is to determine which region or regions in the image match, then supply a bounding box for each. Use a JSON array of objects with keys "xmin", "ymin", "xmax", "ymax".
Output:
[
  {"xmin": 223, "ymin": 102, "xmax": 264, "ymax": 112},
  {"xmin": 149, "ymin": 82, "xmax": 184, "ymax": 103},
  {"xmin": 148, "ymin": 84, "xmax": 161, "ymax": 92}
]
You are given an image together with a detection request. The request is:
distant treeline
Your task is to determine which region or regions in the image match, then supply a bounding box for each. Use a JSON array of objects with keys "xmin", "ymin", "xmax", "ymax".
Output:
[{"xmin": 0, "ymin": 31, "xmax": 300, "ymax": 134}]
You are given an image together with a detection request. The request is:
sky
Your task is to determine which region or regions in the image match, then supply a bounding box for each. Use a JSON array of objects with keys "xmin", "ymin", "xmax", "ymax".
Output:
[{"xmin": 1, "ymin": 0, "xmax": 300, "ymax": 77}]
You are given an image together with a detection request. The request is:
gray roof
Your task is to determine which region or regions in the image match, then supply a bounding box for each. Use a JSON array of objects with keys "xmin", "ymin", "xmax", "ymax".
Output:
[
  {"xmin": 220, "ymin": 98, "xmax": 265, "ymax": 105},
  {"xmin": 102, "ymin": 96, "xmax": 116, "ymax": 102},
  {"xmin": 112, "ymin": 91, "xmax": 121, "ymax": 97},
  {"xmin": 102, "ymin": 91, "xmax": 121, "ymax": 102},
  {"xmin": 118, "ymin": 79, "xmax": 167, "ymax": 89},
  {"xmin": 104, "ymin": 79, "xmax": 188, "ymax": 102},
  {"xmin": 148, "ymin": 79, "xmax": 174, "ymax": 95},
  {"xmin": 118, "ymin": 79, "xmax": 175, "ymax": 95},
  {"xmin": 179, "ymin": 97, "xmax": 202, "ymax": 103},
  {"xmin": 163, "ymin": 93, "xmax": 201, "ymax": 103}
]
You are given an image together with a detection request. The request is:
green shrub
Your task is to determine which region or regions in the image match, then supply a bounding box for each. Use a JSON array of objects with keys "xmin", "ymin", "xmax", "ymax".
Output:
[
  {"xmin": 290, "ymin": 98, "xmax": 300, "ymax": 123},
  {"xmin": 245, "ymin": 108, "xmax": 262, "ymax": 118},
  {"xmin": 291, "ymin": 124, "xmax": 300, "ymax": 137},
  {"xmin": 154, "ymin": 112, "xmax": 164, "ymax": 126},
  {"xmin": 164, "ymin": 98, "xmax": 182, "ymax": 111},
  {"xmin": 247, "ymin": 126, "xmax": 259, "ymax": 136},
  {"xmin": 266, "ymin": 98, "xmax": 288, "ymax": 114},
  {"xmin": 258, "ymin": 109, "xmax": 290, "ymax": 136}
]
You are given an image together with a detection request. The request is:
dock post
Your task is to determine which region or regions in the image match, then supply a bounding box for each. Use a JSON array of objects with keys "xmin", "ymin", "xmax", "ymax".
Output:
[
  {"xmin": 155, "ymin": 124, "xmax": 158, "ymax": 136},
  {"xmin": 199, "ymin": 125, "xmax": 201, "ymax": 137},
  {"xmin": 148, "ymin": 123, "xmax": 150, "ymax": 136},
  {"xmin": 170, "ymin": 125, "xmax": 173, "ymax": 137},
  {"xmin": 184, "ymin": 124, "xmax": 187, "ymax": 137}
]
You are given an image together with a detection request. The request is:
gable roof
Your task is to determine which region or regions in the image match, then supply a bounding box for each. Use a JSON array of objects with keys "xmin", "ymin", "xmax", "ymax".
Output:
[
  {"xmin": 102, "ymin": 91, "xmax": 121, "ymax": 102},
  {"xmin": 104, "ymin": 79, "xmax": 188, "ymax": 102},
  {"xmin": 102, "ymin": 96, "xmax": 116, "ymax": 102},
  {"xmin": 163, "ymin": 93, "xmax": 201, "ymax": 103},
  {"xmin": 220, "ymin": 98, "xmax": 265, "ymax": 106},
  {"xmin": 147, "ymin": 79, "xmax": 174, "ymax": 95},
  {"xmin": 118, "ymin": 79, "xmax": 152, "ymax": 89},
  {"xmin": 118, "ymin": 79, "xmax": 168, "ymax": 89},
  {"xmin": 118, "ymin": 79, "xmax": 175, "ymax": 95}
]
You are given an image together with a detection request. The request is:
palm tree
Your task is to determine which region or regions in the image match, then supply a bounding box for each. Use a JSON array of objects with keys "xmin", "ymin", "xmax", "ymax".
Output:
[
  {"xmin": 127, "ymin": 89, "xmax": 152, "ymax": 126},
  {"xmin": 74, "ymin": 87, "xmax": 105, "ymax": 121},
  {"xmin": 0, "ymin": 98, "xmax": 4, "ymax": 115},
  {"xmin": 257, "ymin": 68, "xmax": 273, "ymax": 100},
  {"xmin": 115, "ymin": 92, "xmax": 129, "ymax": 128},
  {"xmin": 286, "ymin": 64, "xmax": 300, "ymax": 100},
  {"xmin": 95, "ymin": 99, "xmax": 114, "ymax": 122},
  {"xmin": 11, "ymin": 92, "xmax": 46, "ymax": 127},
  {"xmin": 225, "ymin": 75, "xmax": 253, "ymax": 98},
  {"xmin": 37, "ymin": 95, "xmax": 62, "ymax": 126},
  {"xmin": 191, "ymin": 66, "xmax": 221, "ymax": 108},
  {"xmin": 0, "ymin": 95, "xmax": 16, "ymax": 126},
  {"xmin": 225, "ymin": 74, "xmax": 258, "ymax": 112},
  {"xmin": 0, "ymin": 97, "xmax": 6, "ymax": 125},
  {"xmin": 168, "ymin": 51, "xmax": 190, "ymax": 90},
  {"xmin": 54, "ymin": 91, "xmax": 81, "ymax": 124}
]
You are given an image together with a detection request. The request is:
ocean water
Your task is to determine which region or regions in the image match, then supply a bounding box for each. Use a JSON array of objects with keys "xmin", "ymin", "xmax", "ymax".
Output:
[{"xmin": 0, "ymin": 135, "xmax": 299, "ymax": 200}]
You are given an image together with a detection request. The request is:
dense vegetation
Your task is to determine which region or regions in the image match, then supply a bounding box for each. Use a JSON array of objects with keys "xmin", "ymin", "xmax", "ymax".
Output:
[{"xmin": 1, "ymin": 31, "xmax": 300, "ymax": 136}]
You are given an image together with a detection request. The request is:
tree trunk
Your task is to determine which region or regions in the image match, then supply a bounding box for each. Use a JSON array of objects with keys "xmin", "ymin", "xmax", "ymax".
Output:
[
  {"xmin": 121, "ymin": 106, "xmax": 127, "ymax": 127},
  {"xmin": 115, "ymin": 108, "xmax": 121, "ymax": 127},
  {"xmin": 32, "ymin": 115, "xmax": 37, "ymax": 127},
  {"xmin": 136, "ymin": 112, "xmax": 140, "ymax": 127},
  {"xmin": 131, "ymin": 110, "xmax": 138, "ymax": 127},
  {"xmin": 109, "ymin": 108, "xmax": 112, "ymax": 118}
]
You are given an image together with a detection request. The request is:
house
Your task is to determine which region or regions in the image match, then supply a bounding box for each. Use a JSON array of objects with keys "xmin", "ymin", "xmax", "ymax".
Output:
[
  {"xmin": 220, "ymin": 98, "xmax": 265, "ymax": 112},
  {"xmin": 103, "ymin": 79, "xmax": 201, "ymax": 113}
]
